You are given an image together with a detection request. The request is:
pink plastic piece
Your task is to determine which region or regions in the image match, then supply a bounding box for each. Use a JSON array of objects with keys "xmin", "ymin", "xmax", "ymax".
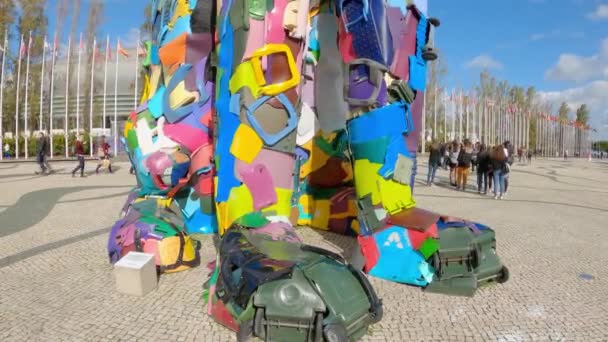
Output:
[
  {"xmin": 243, "ymin": 19, "xmax": 266, "ymax": 60},
  {"xmin": 145, "ymin": 151, "xmax": 173, "ymax": 176},
  {"xmin": 239, "ymin": 163, "xmax": 278, "ymax": 211},
  {"xmin": 163, "ymin": 122, "xmax": 211, "ymax": 153},
  {"xmin": 265, "ymin": 0, "xmax": 289, "ymax": 44},
  {"xmin": 235, "ymin": 149, "xmax": 295, "ymax": 190}
]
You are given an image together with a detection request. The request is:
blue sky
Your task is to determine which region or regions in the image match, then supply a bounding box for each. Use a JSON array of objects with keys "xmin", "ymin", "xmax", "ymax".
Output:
[{"xmin": 43, "ymin": 0, "xmax": 608, "ymax": 138}]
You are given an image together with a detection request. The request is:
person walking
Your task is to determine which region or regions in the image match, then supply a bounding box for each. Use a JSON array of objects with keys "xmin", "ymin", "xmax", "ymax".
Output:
[
  {"xmin": 456, "ymin": 140, "xmax": 473, "ymax": 191},
  {"xmin": 503, "ymin": 141, "xmax": 513, "ymax": 197},
  {"xmin": 95, "ymin": 136, "xmax": 113, "ymax": 174},
  {"xmin": 35, "ymin": 132, "xmax": 49, "ymax": 175},
  {"xmin": 476, "ymin": 144, "xmax": 490, "ymax": 194},
  {"xmin": 448, "ymin": 141, "xmax": 460, "ymax": 187},
  {"xmin": 426, "ymin": 140, "xmax": 442, "ymax": 186},
  {"xmin": 490, "ymin": 145, "xmax": 508, "ymax": 200},
  {"xmin": 71, "ymin": 135, "xmax": 86, "ymax": 178}
]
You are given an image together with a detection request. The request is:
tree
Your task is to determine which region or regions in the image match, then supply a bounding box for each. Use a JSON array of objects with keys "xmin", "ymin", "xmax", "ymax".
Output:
[
  {"xmin": 575, "ymin": 104, "xmax": 589, "ymax": 125},
  {"xmin": 558, "ymin": 102, "xmax": 570, "ymax": 121},
  {"xmin": 0, "ymin": 0, "xmax": 17, "ymax": 134},
  {"xmin": 17, "ymin": 0, "xmax": 48, "ymax": 134},
  {"xmin": 425, "ymin": 48, "xmax": 448, "ymax": 141}
]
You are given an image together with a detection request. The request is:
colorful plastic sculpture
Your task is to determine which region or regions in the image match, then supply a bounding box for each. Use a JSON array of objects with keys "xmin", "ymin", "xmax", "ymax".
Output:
[{"xmin": 109, "ymin": 0, "xmax": 508, "ymax": 340}]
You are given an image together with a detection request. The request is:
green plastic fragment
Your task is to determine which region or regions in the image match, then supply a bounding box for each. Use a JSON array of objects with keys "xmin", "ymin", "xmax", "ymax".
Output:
[
  {"xmin": 235, "ymin": 212, "xmax": 270, "ymax": 228},
  {"xmin": 418, "ymin": 238, "xmax": 440, "ymax": 260}
]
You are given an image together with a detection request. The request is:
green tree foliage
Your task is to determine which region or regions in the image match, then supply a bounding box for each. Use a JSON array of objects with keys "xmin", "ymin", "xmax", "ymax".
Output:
[
  {"xmin": 558, "ymin": 102, "xmax": 570, "ymax": 122},
  {"xmin": 575, "ymin": 104, "xmax": 589, "ymax": 125}
]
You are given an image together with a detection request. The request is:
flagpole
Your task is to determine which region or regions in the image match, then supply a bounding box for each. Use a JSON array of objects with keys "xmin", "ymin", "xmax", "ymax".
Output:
[
  {"xmin": 65, "ymin": 36, "xmax": 72, "ymax": 158},
  {"xmin": 90, "ymin": 38, "xmax": 96, "ymax": 157},
  {"xmin": 114, "ymin": 38, "xmax": 119, "ymax": 156},
  {"xmin": 15, "ymin": 34, "xmax": 23, "ymax": 159},
  {"xmin": 24, "ymin": 31, "xmax": 32, "ymax": 159},
  {"xmin": 103, "ymin": 34, "xmax": 109, "ymax": 131},
  {"xmin": 39, "ymin": 35, "xmax": 47, "ymax": 132},
  {"xmin": 134, "ymin": 32, "xmax": 140, "ymax": 109},
  {"xmin": 0, "ymin": 31, "xmax": 6, "ymax": 160},
  {"xmin": 76, "ymin": 33, "xmax": 82, "ymax": 135},
  {"xmin": 49, "ymin": 33, "xmax": 57, "ymax": 158},
  {"xmin": 432, "ymin": 86, "xmax": 437, "ymax": 140}
]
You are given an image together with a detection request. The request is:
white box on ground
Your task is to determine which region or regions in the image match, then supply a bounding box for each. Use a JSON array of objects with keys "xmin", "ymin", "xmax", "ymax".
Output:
[{"xmin": 114, "ymin": 252, "xmax": 158, "ymax": 297}]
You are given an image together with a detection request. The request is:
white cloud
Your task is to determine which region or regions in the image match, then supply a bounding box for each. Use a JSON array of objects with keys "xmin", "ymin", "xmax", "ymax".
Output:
[
  {"xmin": 530, "ymin": 33, "xmax": 546, "ymax": 41},
  {"xmin": 537, "ymin": 80, "xmax": 608, "ymax": 138},
  {"xmin": 465, "ymin": 54, "xmax": 504, "ymax": 70},
  {"xmin": 588, "ymin": 4, "xmax": 608, "ymax": 20},
  {"xmin": 545, "ymin": 37, "xmax": 608, "ymax": 82}
]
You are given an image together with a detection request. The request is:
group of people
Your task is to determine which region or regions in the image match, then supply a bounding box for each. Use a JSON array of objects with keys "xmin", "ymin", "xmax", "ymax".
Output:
[
  {"xmin": 34, "ymin": 133, "xmax": 114, "ymax": 177},
  {"xmin": 427, "ymin": 140, "xmax": 516, "ymax": 200}
]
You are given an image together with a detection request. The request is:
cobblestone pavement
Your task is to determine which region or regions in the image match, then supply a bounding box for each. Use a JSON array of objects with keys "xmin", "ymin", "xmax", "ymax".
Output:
[{"xmin": 1, "ymin": 158, "xmax": 607, "ymax": 341}]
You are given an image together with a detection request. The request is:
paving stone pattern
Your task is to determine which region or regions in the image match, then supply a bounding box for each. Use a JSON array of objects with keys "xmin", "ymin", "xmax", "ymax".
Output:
[{"xmin": 1, "ymin": 159, "xmax": 607, "ymax": 341}]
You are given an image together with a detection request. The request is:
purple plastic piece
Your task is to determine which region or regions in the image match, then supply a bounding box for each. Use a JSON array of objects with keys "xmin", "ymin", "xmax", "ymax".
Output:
[
  {"xmin": 347, "ymin": 64, "xmax": 388, "ymax": 107},
  {"xmin": 239, "ymin": 163, "xmax": 278, "ymax": 211},
  {"xmin": 185, "ymin": 34, "xmax": 213, "ymax": 91},
  {"xmin": 108, "ymin": 219, "xmax": 126, "ymax": 263}
]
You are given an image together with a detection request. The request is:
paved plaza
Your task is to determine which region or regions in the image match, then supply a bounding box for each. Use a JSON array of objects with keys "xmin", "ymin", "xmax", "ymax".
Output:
[{"xmin": 0, "ymin": 158, "xmax": 607, "ymax": 341}]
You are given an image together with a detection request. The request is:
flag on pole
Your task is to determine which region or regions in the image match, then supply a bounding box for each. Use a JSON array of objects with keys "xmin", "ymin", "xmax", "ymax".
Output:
[
  {"xmin": 137, "ymin": 43, "xmax": 146, "ymax": 56},
  {"xmin": 19, "ymin": 36, "xmax": 26, "ymax": 59},
  {"xmin": 117, "ymin": 40, "xmax": 130, "ymax": 58}
]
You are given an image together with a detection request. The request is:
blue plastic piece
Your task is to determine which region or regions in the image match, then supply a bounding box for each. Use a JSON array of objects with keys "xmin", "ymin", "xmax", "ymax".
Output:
[
  {"xmin": 244, "ymin": 94, "xmax": 298, "ymax": 146},
  {"xmin": 150, "ymin": 44, "xmax": 160, "ymax": 65},
  {"xmin": 163, "ymin": 63, "xmax": 210, "ymax": 123},
  {"xmin": 347, "ymin": 102, "xmax": 410, "ymax": 144},
  {"xmin": 181, "ymin": 189, "xmax": 202, "ymax": 219},
  {"xmin": 408, "ymin": 56, "xmax": 426, "ymax": 91},
  {"xmin": 170, "ymin": 161, "xmax": 190, "ymax": 186},
  {"xmin": 368, "ymin": 226, "xmax": 433, "ymax": 286},
  {"xmin": 378, "ymin": 135, "xmax": 413, "ymax": 179},
  {"xmin": 215, "ymin": 10, "xmax": 241, "ymax": 202},
  {"xmin": 148, "ymin": 86, "xmax": 166, "ymax": 118},
  {"xmin": 160, "ymin": 15, "xmax": 192, "ymax": 47},
  {"xmin": 184, "ymin": 210, "xmax": 218, "ymax": 234}
]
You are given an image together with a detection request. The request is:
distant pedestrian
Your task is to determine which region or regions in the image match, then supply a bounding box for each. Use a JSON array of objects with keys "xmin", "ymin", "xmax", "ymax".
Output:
[
  {"xmin": 527, "ymin": 150, "xmax": 532, "ymax": 165},
  {"xmin": 476, "ymin": 144, "xmax": 490, "ymax": 194},
  {"xmin": 490, "ymin": 145, "xmax": 508, "ymax": 200},
  {"xmin": 564, "ymin": 150, "xmax": 568, "ymax": 160},
  {"xmin": 456, "ymin": 140, "xmax": 473, "ymax": 191},
  {"xmin": 4, "ymin": 143, "xmax": 10, "ymax": 159},
  {"xmin": 448, "ymin": 141, "xmax": 460, "ymax": 186},
  {"xmin": 427, "ymin": 140, "xmax": 442, "ymax": 186},
  {"xmin": 35, "ymin": 132, "xmax": 48, "ymax": 175},
  {"xmin": 71, "ymin": 136, "xmax": 86, "ymax": 178},
  {"xmin": 95, "ymin": 136, "xmax": 113, "ymax": 174},
  {"xmin": 503, "ymin": 141, "xmax": 513, "ymax": 196}
]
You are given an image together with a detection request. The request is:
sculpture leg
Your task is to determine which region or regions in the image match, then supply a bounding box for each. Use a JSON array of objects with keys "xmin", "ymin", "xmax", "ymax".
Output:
[{"xmin": 207, "ymin": 0, "xmax": 382, "ymax": 340}]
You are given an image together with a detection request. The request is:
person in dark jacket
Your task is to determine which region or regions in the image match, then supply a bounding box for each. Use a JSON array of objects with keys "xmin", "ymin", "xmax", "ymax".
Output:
[
  {"xmin": 490, "ymin": 144, "xmax": 508, "ymax": 199},
  {"xmin": 35, "ymin": 132, "xmax": 49, "ymax": 175},
  {"xmin": 456, "ymin": 140, "xmax": 473, "ymax": 191},
  {"xmin": 95, "ymin": 136, "xmax": 113, "ymax": 174},
  {"xmin": 476, "ymin": 144, "xmax": 490, "ymax": 194},
  {"xmin": 426, "ymin": 140, "xmax": 442, "ymax": 186},
  {"xmin": 71, "ymin": 136, "xmax": 86, "ymax": 177}
]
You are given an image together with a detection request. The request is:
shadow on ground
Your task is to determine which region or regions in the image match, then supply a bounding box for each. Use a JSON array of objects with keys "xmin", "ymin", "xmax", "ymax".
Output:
[{"xmin": 0, "ymin": 186, "xmax": 131, "ymax": 238}]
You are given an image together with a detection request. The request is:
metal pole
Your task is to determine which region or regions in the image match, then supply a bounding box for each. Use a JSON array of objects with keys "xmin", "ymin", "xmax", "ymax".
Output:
[
  {"xmin": 103, "ymin": 35, "xmax": 109, "ymax": 131},
  {"xmin": 24, "ymin": 31, "xmax": 32, "ymax": 159},
  {"xmin": 39, "ymin": 36, "xmax": 47, "ymax": 132},
  {"xmin": 433, "ymin": 86, "xmax": 437, "ymax": 140},
  {"xmin": 76, "ymin": 33, "xmax": 82, "ymax": 134},
  {"xmin": 134, "ymin": 32, "xmax": 140, "ymax": 110},
  {"xmin": 65, "ymin": 36, "xmax": 72, "ymax": 158},
  {"xmin": 114, "ymin": 39, "xmax": 119, "ymax": 156},
  {"xmin": 15, "ymin": 34, "xmax": 24, "ymax": 159},
  {"xmin": 50, "ymin": 34, "xmax": 57, "ymax": 158},
  {"xmin": 89, "ymin": 38, "xmax": 96, "ymax": 157},
  {"xmin": 0, "ymin": 31, "xmax": 6, "ymax": 160}
]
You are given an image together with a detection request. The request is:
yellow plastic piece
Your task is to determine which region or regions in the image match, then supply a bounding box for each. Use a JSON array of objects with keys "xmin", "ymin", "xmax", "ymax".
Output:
[
  {"xmin": 168, "ymin": 0, "xmax": 192, "ymax": 29},
  {"xmin": 249, "ymin": 44, "xmax": 300, "ymax": 96},
  {"xmin": 159, "ymin": 234, "xmax": 198, "ymax": 273},
  {"xmin": 123, "ymin": 121, "xmax": 134, "ymax": 138},
  {"xmin": 148, "ymin": 65, "xmax": 162, "ymax": 100},
  {"xmin": 157, "ymin": 198, "xmax": 173, "ymax": 208},
  {"xmin": 353, "ymin": 159, "xmax": 383, "ymax": 205},
  {"xmin": 140, "ymin": 73, "xmax": 151, "ymax": 104},
  {"xmin": 311, "ymin": 199, "xmax": 330, "ymax": 229},
  {"xmin": 229, "ymin": 124, "xmax": 263, "ymax": 163},
  {"xmin": 229, "ymin": 61, "xmax": 260, "ymax": 95},
  {"xmin": 299, "ymin": 139, "xmax": 331, "ymax": 178},
  {"xmin": 350, "ymin": 219, "xmax": 361, "ymax": 235},
  {"xmin": 377, "ymin": 178, "xmax": 416, "ymax": 214},
  {"xmin": 261, "ymin": 188, "xmax": 292, "ymax": 217}
]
